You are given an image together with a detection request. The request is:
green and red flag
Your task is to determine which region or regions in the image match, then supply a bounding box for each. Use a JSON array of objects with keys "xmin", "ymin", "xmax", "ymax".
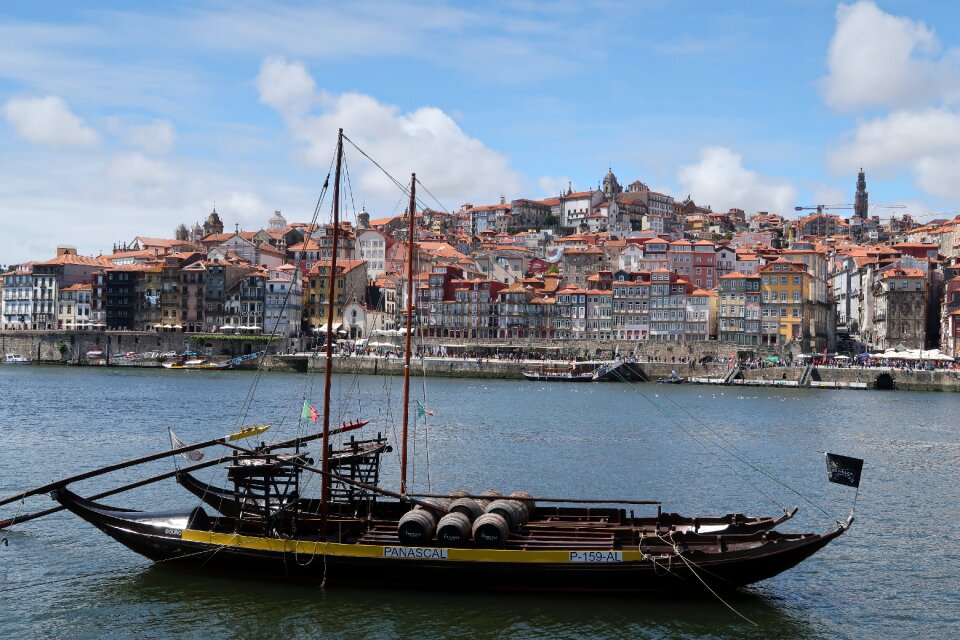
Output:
[{"xmin": 302, "ymin": 400, "xmax": 319, "ymax": 423}]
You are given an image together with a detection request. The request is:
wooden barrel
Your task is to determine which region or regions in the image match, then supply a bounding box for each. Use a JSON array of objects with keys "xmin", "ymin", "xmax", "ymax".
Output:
[
  {"xmin": 448, "ymin": 489, "xmax": 470, "ymax": 498},
  {"xmin": 398, "ymin": 508, "xmax": 436, "ymax": 544},
  {"xmin": 477, "ymin": 489, "xmax": 501, "ymax": 509},
  {"xmin": 509, "ymin": 491, "xmax": 536, "ymax": 520},
  {"xmin": 485, "ymin": 499, "xmax": 528, "ymax": 530},
  {"xmin": 436, "ymin": 512, "xmax": 472, "ymax": 545},
  {"xmin": 472, "ymin": 512, "xmax": 509, "ymax": 547},
  {"xmin": 417, "ymin": 497, "xmax": 450, "ymax": 514},
  {"xmin": 448, "ymin": 497, "xmax": 484, "ymax": 521}
]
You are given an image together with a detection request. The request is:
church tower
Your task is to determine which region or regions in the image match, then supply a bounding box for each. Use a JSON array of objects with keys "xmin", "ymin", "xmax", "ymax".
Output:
[
  {"xmin": 854, "ymin": 168, "xmax": 868, "ymax": 219},
  {"xmin": 602, "ymin": 167, "xmax": 622, "ymax": 199},
  {"xmin": 203, "ymin": 207, "xmax": 224, "ymax": 235}
]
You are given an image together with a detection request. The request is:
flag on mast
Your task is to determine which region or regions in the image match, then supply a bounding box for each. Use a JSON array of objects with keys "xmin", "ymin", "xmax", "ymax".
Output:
[
  {"xmin": 302, "ymin": 400, "xmax": 319, "ymax": 423},
  {"xmin": 416, "ymin": 401, "xmax": 435, "ymax": 417},
  {"xmin": 825, "ymin": 452, "xmax": 863, "ymax": 488}
]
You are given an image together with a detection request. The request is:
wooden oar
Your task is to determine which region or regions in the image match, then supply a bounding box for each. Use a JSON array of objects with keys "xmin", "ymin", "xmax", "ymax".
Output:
[
  {"xmin": 0, "ymin": 420, "xmax": 368, "ymax": 529},
  {"xmin": 0, "ymin": 455, "xmax": 228, "ymax": 529}
]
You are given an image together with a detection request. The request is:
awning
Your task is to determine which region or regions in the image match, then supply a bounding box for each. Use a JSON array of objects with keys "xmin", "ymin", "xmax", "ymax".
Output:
[
  {"xmin": 220, "ymin": 324, "xmax": 234, "ymax": 330},
  {"xmin": 315, "ymin": 323, "xmax": 343, "ymax": 332}
]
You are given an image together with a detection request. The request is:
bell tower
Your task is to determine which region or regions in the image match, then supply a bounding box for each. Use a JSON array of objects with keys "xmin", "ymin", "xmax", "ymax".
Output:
[{"xmin": 854, "ymin": 168, "xmax": 868, "ymax": 220}]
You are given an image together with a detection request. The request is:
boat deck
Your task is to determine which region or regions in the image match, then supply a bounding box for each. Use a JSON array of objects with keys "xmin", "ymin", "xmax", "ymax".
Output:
[{"xmin": 356, "ymin": 522, "xmax": 617, "ymax": 550}]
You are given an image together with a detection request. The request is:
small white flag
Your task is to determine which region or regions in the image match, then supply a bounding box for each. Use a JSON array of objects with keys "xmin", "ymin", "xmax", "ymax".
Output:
[{"xmin": 168, "ymin": 428, "xmax": 204, "ymax": 461}]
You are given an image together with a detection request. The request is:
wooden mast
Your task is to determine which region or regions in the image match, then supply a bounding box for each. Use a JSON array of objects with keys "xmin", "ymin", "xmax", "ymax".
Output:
[
  {"xmin": 320, "ymin": 128, "xmax": 344, "ymax": 525},
  {"xmin": 400, "ymin": 173, "xmax": 416, "ymax": 494}
]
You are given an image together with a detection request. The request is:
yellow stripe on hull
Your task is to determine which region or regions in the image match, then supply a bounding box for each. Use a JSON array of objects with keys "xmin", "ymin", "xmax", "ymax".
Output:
[{"xmin": 180, "ymin": 530, "xmax": 645, "ymax": 564}]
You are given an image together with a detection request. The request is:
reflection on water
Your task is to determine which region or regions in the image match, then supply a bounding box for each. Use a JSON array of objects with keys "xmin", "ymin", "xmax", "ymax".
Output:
[
  {"xmin": 74, "ymin": 568, "xmax": 815, "ymax": 640},
  {"xmin": 1, "ymin": 366, "xmax": 959, "ymax": 638}
]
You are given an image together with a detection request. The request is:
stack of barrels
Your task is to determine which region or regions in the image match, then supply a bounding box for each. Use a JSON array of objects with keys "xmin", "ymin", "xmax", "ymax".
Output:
[{"xmin": 396, "ymin": 490, "xmax": 535, "ymax": 547}]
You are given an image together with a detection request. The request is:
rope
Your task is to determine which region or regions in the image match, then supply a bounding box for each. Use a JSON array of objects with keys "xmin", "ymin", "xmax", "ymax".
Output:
[
  {"xmin": 610, "ymin": 366, "xmax": 789, "ymax": 514},
  {"xmin": 676, "ymin": 552, "xmax": 758, "ymax": 627},
  {"xmin": 610, "ymin": 365, "xmax": 838, "ymax": 522}
]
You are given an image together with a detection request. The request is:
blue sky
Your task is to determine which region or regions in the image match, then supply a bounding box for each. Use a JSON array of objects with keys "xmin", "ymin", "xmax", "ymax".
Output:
[{"xmin": 3, "ymin": 1, "xmax": 960, "ymax": 263}]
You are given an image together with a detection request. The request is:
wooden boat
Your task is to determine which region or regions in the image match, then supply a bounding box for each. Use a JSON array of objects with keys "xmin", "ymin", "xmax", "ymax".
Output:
[
  {"xmin": 174, "ymin": 460, "xmax": 799, "ymax": 536},
  {"xmin": 522, "ymin": 366, "xmax": 595, "ymax": 382},
  {"xmin": 162, "ymin": 352, "xmax": 262, "ymax": 370},
  {"xmin": 658, "ymin": 373, "xmax": 687, "ymax": 384},
  {"xmin": 52, "ymin": 485, "xmax": 848, "ymax": 593},
  {"xmin": 7, "ymin": 130, "xmax": 856, "ymax": 598}
]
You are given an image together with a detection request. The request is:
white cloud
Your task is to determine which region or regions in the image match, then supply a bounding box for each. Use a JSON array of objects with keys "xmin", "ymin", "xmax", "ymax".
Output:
[
  {"xmin": 223, "ymin": 191, "xmax": 267, "ymax": 221},
  {"xmin": 828, "ymin": 107, "xmax": 960, "ymax": 198},
  {"xmin": 812, "ymin": 185, "xmax": 848, "ymax": 208},
  {"xmin": 256, "ymin": 56, "xmax": 317, "ymax": 114},
  {"xmin": 105, "ymin": 152, "xmax": 179, "ymax": 186},
  {"xmin": 828, "ymin": 108, "xmax": 960, "ymax": 174},
  {"xmin": 677, "ymin": 147, "xmax": 796, "ymax": 214},
  {"xmin": 127, "ymin": 119, "xmax": 175, "ymax": 153},
  {"xmin": 2, "ymin": 95, "xmax": 98, "ymax": 147},
  {"xmin": 914, "ymin": 155, "xmax": 960, "ymax": 199},
  {"xmin": 257, "ymin": 57, "xmax": 521, "ymax": 211},
  {"xmin": 821, "ymin": 1, "xmax": 959, "ymax": 111},
  {"xmin": 536, "ymin": 175, "xmax": 572, "ymax": 197}
]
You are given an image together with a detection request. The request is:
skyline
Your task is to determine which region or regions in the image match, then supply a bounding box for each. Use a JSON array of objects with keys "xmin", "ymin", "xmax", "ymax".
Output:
[{"xmin": 3, "ymin": 1, "xmax": 960, "ymax": 264}]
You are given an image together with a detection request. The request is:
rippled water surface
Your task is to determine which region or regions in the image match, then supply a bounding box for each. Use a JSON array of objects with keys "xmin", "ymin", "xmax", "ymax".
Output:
[{"xmin": 1, "ymin": 366, "xmax": 958, "ymax": 639}]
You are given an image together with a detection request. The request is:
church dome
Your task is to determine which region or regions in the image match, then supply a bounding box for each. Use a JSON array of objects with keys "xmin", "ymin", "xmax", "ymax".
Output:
[
  {"xmin": 203, "ymin": 208, "xmax": 224, "ymax": 235},
  {"xmin": 268, "ymin": 210, "xmax": 287, "ymax": 232}
]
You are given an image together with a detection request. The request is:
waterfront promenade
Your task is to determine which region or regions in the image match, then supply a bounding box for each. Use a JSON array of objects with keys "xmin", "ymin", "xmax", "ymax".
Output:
[{"xmin": 4, "ymin": 329, "xmax": 959, "ymax": 391}]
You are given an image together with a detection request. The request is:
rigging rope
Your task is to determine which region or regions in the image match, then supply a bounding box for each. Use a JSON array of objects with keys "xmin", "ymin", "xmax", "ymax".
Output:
[{"xmin": 609, "ymin": 364, "xmax": 838, "ymax": 523}]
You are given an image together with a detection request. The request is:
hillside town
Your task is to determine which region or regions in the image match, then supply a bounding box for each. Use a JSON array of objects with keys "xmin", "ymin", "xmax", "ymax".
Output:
[{"xmin": 3, "ymin": 169, "xmax": 959, "ymax": 358}]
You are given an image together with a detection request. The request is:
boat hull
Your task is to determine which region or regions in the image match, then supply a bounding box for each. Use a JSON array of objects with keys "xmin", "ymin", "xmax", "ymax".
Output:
[
  {"xmin": 521, "ymin": 372, "xmax": 595, "ymax": 382},
  {"xmin": 53, "ymin": 487, "xmax": 846, "ymax": 594}
]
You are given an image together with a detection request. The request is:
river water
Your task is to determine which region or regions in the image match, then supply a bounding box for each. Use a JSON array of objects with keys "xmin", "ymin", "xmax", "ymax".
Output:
[{"xmin": 0, "ymin": 366, "xmax": 958, "ymax": 639}]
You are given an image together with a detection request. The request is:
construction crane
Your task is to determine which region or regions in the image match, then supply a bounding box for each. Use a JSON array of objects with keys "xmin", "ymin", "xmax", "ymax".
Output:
[{"xmin": 793, "ymin": 204, "xmax": 853, "ymax": 214}]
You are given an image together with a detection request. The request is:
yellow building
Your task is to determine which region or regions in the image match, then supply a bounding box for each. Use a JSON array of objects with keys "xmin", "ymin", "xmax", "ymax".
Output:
[
  {"xmin": 759, "ymin": 259, "xmax": 810, "ymax": 346},
  {"xmin": 306, "ymin": 259, "xmax": 368, "ymax": 333}
]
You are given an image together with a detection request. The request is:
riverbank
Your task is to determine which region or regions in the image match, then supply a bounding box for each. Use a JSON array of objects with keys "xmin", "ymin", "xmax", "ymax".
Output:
[
  {"xmin": 7, "ymin": 352, "xmax": 960, "ymax": 391},
  {"xmin": 5, "ymin": 329, "xmax": 960, "ymax": 391}
]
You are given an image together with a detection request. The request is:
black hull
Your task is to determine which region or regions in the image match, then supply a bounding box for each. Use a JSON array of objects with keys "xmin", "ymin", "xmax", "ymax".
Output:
[{"xmin": 53, "ymin": 487, "xmax": 847, "ymax": 594}]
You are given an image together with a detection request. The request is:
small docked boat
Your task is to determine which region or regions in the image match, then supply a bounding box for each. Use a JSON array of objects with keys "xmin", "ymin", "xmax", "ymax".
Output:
[
  {"xmin": 658, "ymin": 372, "xmax": 687, "ymax": 384},
  {"xmin": 522, "ymin": 366, "xmax": 595, "ymax": 382},
  {"xmin": 3, "ymin": 353, "xmax": 30, "ymax": 364},
  {"xmin": 162, "ymin": 352, "xmax": 262, "ymax": 370}
]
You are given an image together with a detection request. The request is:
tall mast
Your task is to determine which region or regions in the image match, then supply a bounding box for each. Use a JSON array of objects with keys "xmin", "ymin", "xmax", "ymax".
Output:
[
  {"xmin": 320, "ymin": 128, "xmax": 343, "ymax": 524},
  {"xmin": 400, "ymin": 173, "xmax": 416, "ymax": 494}
]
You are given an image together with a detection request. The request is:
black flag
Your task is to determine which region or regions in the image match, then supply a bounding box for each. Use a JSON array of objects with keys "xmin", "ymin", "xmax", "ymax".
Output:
[{"xmin": 825, "ymin": 453, "xmax": 863, "ymax": 488}]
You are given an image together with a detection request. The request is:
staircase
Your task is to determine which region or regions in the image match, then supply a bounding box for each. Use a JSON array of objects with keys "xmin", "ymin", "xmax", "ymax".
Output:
[
  {"xmin": 798, "ymin": 363, "xmax": 814, "ymax": 387},
  {"xmin": 722, "ymin": 365, "xmax": 741, "ymax": 384},
  {"xmin": 593, "ymin": 359, "xmax": 628, "ymax": 381}
]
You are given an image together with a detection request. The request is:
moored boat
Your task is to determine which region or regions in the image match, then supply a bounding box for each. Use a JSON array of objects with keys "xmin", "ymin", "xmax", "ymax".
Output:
[
  {"xmin": 3, "ymin": 353, "xmax": 30, "ymax": 364},
  {"xmin": 658, "ymin": 372, "xmax": 687, "ymax": 384},
  {"xmin": 522, "ymin": 366, "xmax": 595, "ymax": 382},
  {"xmin": 2, "ymin": 129, "xmax": 859, "ymax": 600},
  {"xmin": 52, "ymin": 485, "xmax": 848, "ymax": 593},
  {"xmin": 161, "ymin": 351, "xmax": 263, "ymax": 370}
]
